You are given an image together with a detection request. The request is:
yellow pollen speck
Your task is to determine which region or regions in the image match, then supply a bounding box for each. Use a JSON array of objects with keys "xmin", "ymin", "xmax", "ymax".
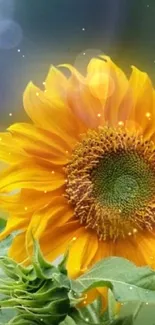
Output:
[
  {"xmin": 133, "ymin": 228, "xmax": 138, "ymax": 233},
  {"xmin": 8, "ymin": 152, "xmax": 11, "ymax": 155},
  {"xmin": 24, "ymin": 207, "xmax": 28, "ymax": 211},
  {"xmin": 44, "ymin": 190, "xmax": 47, "ymax": 193},
  {"xmin": 36, "ymin": 92, "xmax": 39, "ymax": 96},
  {"xmin": 128, "ymin": 232, "xmax": 132, "ymax": 236},
  {"xmin": 118, "ymin": 121, "xmax": 124, "ymax": 126},
  {"xmin": 82, "ymin": 267, "xmax": 88, "ymax": 272},
  {"xmin": 83, "ymin": 301, "xmax": 87, "ymax": 305},
  {"xmin": 72, "ymin": 236, "xmax": 77, "ymax": 241},
  {"xmin": 146, "ymin": 112, "xmax": 151, "ymax": 119},
  {"xmin": 43, "ymin": 81, "xmax": 46, "ymax": 85},
  {"xmin": 65, "ymin": 150, "xmax": 69, "ymax": 154},
  {"xmin": 0, "ymin": 138, "xmax": 2, "ymax": 141},
  {"xmin": 51, "ymin": 170, "xmax": 55, "ymax": 174},
  {"xmin": 97, "ymin": 113, "xmax": 101, "ymax": 117}
]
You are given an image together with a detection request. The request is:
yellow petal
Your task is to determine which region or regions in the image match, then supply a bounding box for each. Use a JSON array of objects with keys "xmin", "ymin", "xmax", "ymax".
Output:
[
  {"xmin": 0, "ymin": 215, "xmax": 30, "ymax": 241},
  {"xmin": 26, "ymin": 196, "xmax": 73, "ymax": 242},
  {"xmin": 87, "ymin": 56, "xmax": 129, "ymax": 127},
  {"xmin": 39, "ymin": 220, "xmax": 81, "ymax": 265},
  {"xmin": 0, "ymin": 132, "xmax": 27, "ymax": 164},
  {"xmin": 114, "ymin": 235, "xmax": 146, "ymax": 266},
  {"xmin": 8, "ymin": 123, "xmax": 71, "ymax": 165},
  {"xmin": 64, "ymin": 64, "xmax": 104, "ymax": 128},
  {"xmin": 91, "ymin": 239, "xmax": 114, "ymax": 265},
  {"xmin": 23, "ymin": 82, "xmax": 83, "ymax": 146},
  {"xmin": 8, "ymin": 232, "xmax": 29, "ymax": 263},
  {"xmin": 134, "ymin": 231, "xmax": 155, "ymax": 269},
  {"xmin": 45, "ymin": 65, "xmax": 68, "ymax": 98},
  {"xmin": 67, "ymin": 229, "xmax": 98, "ymax": 278},
  {"xmin": 0, "ymin": 162, "xmax": 65, "ymax": 192},
  {"xmin": 128, "ymin": 66, "xmax": 155, "ymax": 138},
  {"xmin": 0, "ymin": 187, "xmax": 63, "ymax": 215}
]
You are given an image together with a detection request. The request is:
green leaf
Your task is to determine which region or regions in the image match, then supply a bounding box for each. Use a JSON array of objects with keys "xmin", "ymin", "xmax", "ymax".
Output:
[
  {"xmin": 0, "ymin": 218, "xmax": 7, "ymax": 231},
  {"xmin": 60, "ymin": 315, "xmax": 77, "ymax": 325},
  {"xmin": 32, "ymin": 240, "xmax": 58, "ymax": 279},
  {"xmin": 71, "ymin": 257, "xmax": 155, "ymax": 304},
  {"xmin": 110, "ymin": 315, "xmax": 133, "ymax": 325},
  {"xmin": 0, "ymin": 308, "xmax": 17, "ymax": 324},
  {"xmin": 108, "ymin": 290, "xmax": 119, "ymax": 321},
  {"xmin": 0, "ymin": 234, "xmax": 14, "ymax": 258},
  {"xmin": 68, "ymin": 309, "xmax": 96, "ymax": 325},
  {"xmin": 58, "ymin": 250, "xmax": 69, "ymax": 275}
]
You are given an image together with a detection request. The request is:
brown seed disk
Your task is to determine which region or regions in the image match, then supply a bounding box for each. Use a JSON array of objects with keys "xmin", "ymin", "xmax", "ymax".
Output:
[{"xmin": 65, "ymin": 126, "xmax": 155, "ymax": 240}]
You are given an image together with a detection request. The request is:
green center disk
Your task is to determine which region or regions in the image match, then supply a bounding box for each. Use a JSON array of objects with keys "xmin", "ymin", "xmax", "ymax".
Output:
[{"xmin": 91, "ymin": 150, "xmax": 155, "ymax": 215}]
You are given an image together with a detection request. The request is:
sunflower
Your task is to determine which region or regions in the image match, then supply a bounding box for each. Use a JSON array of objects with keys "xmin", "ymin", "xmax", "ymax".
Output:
[{"xmin": 0, "ymin": 56, "xmax": 155, "ymax": 302}]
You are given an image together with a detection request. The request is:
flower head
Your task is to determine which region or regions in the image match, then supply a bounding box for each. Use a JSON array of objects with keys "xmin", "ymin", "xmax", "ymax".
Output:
[{"xmin": 0, "ymin": 56, "xmax": 155, "ymax": 298}]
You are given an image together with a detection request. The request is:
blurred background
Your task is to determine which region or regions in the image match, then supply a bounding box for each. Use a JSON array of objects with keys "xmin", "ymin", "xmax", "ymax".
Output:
[{"xmin": 0, "ymin": 1, "xmax": 155, "ymax": 323}]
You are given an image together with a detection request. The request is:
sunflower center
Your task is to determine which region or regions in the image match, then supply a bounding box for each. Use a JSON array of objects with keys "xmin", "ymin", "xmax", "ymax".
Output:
[
  {"xmin": 91, "ymin": 151, "xmax": 155, "ymax": 215},
  {"xmin": 65, "ymin": 127, "xmax": 155, "ymax": 240}
]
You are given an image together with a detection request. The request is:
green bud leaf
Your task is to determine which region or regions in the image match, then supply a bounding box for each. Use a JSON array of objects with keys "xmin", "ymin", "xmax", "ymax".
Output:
[{"xmin": 71, "ymin": 257, "xmax": 155, "ymax": 304}]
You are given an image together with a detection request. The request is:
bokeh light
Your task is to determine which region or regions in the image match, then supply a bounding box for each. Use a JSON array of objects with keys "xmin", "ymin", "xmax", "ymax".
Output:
[
  {"xmin": 0, "ymin": 19, "xmax": 23, "ymax": 49},
  {"xmin": 74, "ymin": 49, "xmax": 102, "ymax": 73},
  {"xmin": 0, "ymin": 0, "xmax": 23, "ymax": 50}
]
